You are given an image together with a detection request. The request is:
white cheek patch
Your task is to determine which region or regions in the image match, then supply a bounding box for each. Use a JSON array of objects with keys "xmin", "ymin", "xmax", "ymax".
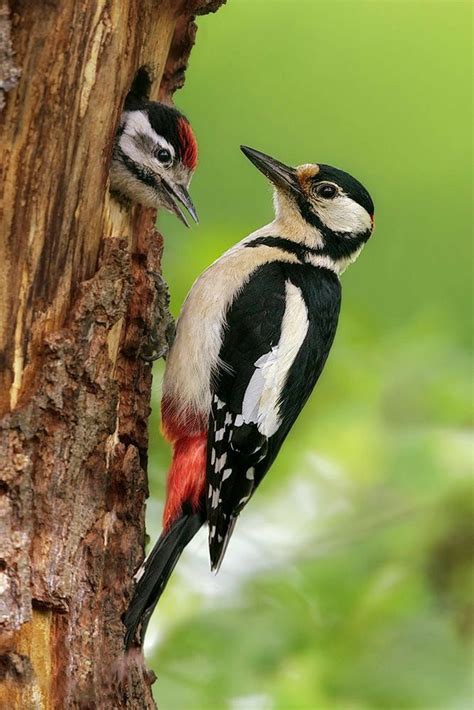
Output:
[
  {"xmin": 317, "ymin": 194, "xmax": 372, "ymax": 235},
  {"xmin": 119, "ymin": 110, "xmax": 176, "ymax": 168},
  {"xmin": 118, "ymin": 132, "xmax": 148, "ymax": 166}
]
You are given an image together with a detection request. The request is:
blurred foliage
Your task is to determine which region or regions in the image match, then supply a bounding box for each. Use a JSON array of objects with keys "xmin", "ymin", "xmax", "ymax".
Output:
[{"xmin": 145, "ymin": 1, "xmax": 473, "ymax": 708}]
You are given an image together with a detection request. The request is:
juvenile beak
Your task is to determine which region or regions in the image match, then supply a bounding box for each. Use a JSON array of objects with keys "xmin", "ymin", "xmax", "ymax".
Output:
[
  {"xmin": 162, "ymin": 180, "xmax": 199, "ymax": 227},
  {"xmin": 240, "ymin": 145, "xmax": 302, "ymax": 198}
]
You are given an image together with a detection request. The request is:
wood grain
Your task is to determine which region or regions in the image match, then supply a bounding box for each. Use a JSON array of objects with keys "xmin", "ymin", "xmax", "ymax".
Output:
[{"xmin": 0, "ymin": 0, "xmax": 226, "ymax": 706}]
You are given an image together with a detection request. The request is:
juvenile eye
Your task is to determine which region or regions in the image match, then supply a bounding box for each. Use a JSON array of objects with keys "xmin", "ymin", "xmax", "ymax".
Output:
[
  {"xmin": 315, "ymin": 182, "xmax": 338, "ymax": 199},
  {"xmin": 156, "ymin": 148, "xmax": 172, "ymax": 164}
]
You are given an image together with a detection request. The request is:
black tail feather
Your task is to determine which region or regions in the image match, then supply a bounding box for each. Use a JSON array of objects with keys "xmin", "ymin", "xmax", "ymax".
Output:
[
  {"xmin": 209, "ymin": 514, "xmax": 238, "ymax": 573},
  {"xmin": 124, "ymin": 512, "xmax": 203, "ymax": 649}
]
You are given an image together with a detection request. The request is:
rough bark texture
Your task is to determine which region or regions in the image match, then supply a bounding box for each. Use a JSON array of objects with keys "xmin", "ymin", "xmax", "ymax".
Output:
[{"xmin": 0, "ymin": 0, "xmax": 225, "ymax": 707}]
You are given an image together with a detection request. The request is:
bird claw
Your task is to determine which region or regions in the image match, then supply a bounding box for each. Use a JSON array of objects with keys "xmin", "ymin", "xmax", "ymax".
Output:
[
  {"xmin": 139, "ymin": 271, "xmax": 175, "ymax": 362},
  {"xmin": 140, "ymin": 335, "xmax": 165, "ymax": 362}
]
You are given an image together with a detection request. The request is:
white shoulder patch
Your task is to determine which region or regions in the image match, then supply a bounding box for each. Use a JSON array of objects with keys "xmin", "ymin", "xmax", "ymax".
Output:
[{"xmin": 242, "ymin": 280, "xmax": 309, "ymax": 437}]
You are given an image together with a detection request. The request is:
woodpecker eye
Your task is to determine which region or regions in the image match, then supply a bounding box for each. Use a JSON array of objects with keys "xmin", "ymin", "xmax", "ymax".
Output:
[
  {"xmin": 315, "ymin": 182, "xmax": 338, "ymax": 199},
  {"xmin": 156, "ymin": 148, "xmax": 172, "ymax": 165}
]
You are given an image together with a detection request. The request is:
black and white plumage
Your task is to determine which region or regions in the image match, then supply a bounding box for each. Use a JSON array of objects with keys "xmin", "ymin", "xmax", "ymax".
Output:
[
  {"xmin": 206, "ymin": 258, "xmax": 342, "ymax": 569},
  {"xmin": 123, "ymin": 145, "xmax": 375, "ymax": 648},
  {"xmin": 110, "ymin": 98, "xmax": 198, "ymax": 225}
]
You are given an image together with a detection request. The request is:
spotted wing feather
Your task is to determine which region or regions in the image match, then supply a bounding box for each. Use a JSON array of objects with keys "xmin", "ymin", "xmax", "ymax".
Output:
[{"xmin": 206, "ymin": 396, "xmax": 267, "ymax": 570}]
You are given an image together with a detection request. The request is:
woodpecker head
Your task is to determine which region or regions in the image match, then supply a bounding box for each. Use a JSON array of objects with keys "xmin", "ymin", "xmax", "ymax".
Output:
[
  {"xmin": 241, "ymin": 145, "xmax": 374, "ymax": 270},
  {"xmin": 110, "ymin": 101, "xmax": 198, "ymax": 226}
]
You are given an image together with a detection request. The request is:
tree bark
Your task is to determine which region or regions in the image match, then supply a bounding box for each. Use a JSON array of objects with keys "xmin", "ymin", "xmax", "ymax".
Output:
[{"xmin": 0, "ymin": 1, "xmax": 225, "ymax": 707}]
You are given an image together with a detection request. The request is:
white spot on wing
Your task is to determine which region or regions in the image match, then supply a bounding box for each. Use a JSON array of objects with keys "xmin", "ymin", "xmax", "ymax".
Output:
[
  {"xmin": 222, "ymin": 468, "xmax": 232, "ymax": 481},
  {"xmin": 246, "ymin": 467, "xmax": 255, "ymax": 480},
  {"xmin": 215, "ymin": 453, "xmax": 227, "ymax": 472}
]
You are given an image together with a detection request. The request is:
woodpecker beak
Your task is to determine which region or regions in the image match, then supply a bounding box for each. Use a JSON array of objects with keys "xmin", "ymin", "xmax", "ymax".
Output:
[
  {"xmin": 240, "ymin": 145, "xmax": 302, "ymax": 198},
  {"xmin": 161, "ymin": 180, "xmax": 199, "ymax": 227}
]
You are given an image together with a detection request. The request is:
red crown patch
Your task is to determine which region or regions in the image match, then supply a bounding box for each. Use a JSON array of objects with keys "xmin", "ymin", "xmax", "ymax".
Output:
[{"xmin": 178, "ymin": 118, "xmax": 198, "ymax": 171}]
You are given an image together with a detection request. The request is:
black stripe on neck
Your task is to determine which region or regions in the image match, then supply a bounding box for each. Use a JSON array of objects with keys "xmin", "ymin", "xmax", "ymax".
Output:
[
  {"xmin": 295, "ymin": 196, "xmax": 371, "ymax": 261},
  {"xmin": 245, "ymin": 236, "xmax": 318, "ymax": 263},
  {"xmin": 320, "ymin": 228, "xmax": 369, "ymax": 261}
]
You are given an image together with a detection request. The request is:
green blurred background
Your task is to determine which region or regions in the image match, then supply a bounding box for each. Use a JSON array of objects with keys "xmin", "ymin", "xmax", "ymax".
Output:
[{"xmin": 147, "ymin": 1, "xmax": 473, "ymax": 708}]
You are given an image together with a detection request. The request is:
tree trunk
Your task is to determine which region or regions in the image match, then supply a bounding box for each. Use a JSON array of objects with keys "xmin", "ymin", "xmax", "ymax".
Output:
[{"xmin": 0, "ymin": 1, "xmax": 225, "ymax": 707}]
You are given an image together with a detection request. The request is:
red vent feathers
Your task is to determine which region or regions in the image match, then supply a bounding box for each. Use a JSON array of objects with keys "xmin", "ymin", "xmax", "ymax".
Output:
[{"xmin": 178, "ymin": 117, "xmax": 198, "ymax": 171}]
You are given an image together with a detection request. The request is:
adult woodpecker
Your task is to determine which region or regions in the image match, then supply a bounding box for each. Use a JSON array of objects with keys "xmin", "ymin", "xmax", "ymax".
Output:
[
  {"xmin": 124, "ymin": 146, "xmax": 375, "ymax": 648},
  {"xmin": 110, "ymin": 99, "xmax": 198, "ymax": 225}
]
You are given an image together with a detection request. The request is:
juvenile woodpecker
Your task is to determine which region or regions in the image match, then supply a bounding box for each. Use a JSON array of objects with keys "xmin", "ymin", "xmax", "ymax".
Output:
[
  {"xmin": 110, "ymin": 99, "xmax": 198, "ymax": 226},
  {"xmin": 124, "ymin": 146, "xmax": 375, "ymax": 648}
]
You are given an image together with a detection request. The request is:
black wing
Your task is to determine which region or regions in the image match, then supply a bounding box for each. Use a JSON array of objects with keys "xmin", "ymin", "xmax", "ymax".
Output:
[{"xmin": 206, "ymin": 261, "xmax": 341, "ymax": 570}]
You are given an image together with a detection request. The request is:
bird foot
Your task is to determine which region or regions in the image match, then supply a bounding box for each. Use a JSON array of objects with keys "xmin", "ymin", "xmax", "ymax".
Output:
[{"xmin": 140, "ymin": 271, "xmax": 175, "ymax": 362}]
